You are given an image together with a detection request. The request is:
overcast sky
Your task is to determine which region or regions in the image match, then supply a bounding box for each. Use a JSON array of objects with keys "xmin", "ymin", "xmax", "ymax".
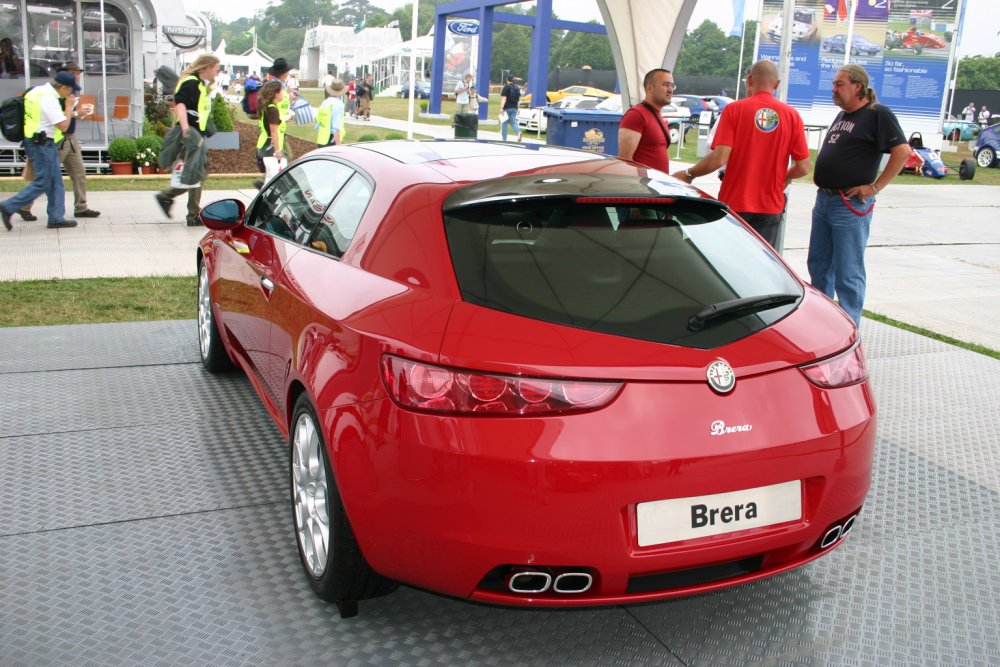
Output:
[{"xmin": 207, "ymin": 0, "xmax": 996, "ymax": 58}]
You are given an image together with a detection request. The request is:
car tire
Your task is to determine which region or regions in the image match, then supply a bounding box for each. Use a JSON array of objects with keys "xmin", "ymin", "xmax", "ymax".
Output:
[
  {"xmin": 669, "ymin": 124, "xmax": 680, "ymax": 145},
  {"xmin": 290, "ymin": 395, "xmax": 397, "ymax": 617},
  {"xmin": 851, "ymin": 47, "xmax": 859, "ymax": 55},
  {"xmin": 913, "ymin": 43, "xmax": 923, "ymax": 55},
  {"xmin": 959, "ymin": 158, "xmax": 976, "ymax": 180},
  {"xmin": 197, "ymin": 261, "xmax": 234, "ymax": 373},
  {"xmin": 975, "ymin": 146, "xmax": 996, "ymax": 168}
]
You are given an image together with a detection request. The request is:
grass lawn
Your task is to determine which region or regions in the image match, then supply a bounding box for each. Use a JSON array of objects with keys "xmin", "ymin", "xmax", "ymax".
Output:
[{"xmin": 0, "ymin": 276, "xmax": 196, "ymax": 327}]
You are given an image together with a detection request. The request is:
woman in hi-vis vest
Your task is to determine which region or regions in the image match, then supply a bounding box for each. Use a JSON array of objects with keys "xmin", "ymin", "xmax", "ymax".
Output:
[
  {"xmin": 254, "ymin": 81, "xmax": 286, "ymax": 188},
  {"xmin": 154, "ymin": 54, "xmax": 220, "ymax": 226}
]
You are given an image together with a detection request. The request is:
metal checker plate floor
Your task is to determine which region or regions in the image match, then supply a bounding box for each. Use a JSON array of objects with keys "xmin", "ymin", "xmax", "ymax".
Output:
[{"xmin": 1, "ymin": 319, "xmax": 998, "ymax": 667}]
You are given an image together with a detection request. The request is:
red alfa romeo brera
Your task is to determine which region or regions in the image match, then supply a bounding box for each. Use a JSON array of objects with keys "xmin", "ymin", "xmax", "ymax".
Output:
[{"xmin": 195, "ymin": 140, "xmax": 876, "ymax": 618}]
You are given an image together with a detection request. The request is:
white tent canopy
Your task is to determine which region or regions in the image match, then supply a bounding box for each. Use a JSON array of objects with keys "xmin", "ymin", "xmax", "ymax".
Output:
[{"xmin": 597, "ymin": 0, "xmax": 699, "ymax": 109}]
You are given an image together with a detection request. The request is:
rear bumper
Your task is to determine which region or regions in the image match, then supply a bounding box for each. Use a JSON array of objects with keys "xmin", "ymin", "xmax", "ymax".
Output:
[{"xmin": 327, "ymin": 372, "xmax": 876, "ymax": 606}]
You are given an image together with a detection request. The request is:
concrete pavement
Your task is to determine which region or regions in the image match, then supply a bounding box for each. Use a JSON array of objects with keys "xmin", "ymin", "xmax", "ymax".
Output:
[{"xmin": 0, "ymin": 118, "xmax": 997, "ymax": 352}]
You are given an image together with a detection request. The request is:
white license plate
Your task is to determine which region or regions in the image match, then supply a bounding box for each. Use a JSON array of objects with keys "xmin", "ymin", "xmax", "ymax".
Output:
[{"xmin": 636, "ymin": 480, "xmax": 802, "ymax": 547}]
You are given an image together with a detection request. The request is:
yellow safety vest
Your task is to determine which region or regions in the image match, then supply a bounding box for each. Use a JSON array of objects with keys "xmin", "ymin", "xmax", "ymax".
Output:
[
  {"xmin": 257, "ymin": 103, "xmax": 285, "ymax": 151},
  {"xmin": 315, "ymin": 99, "xmax": 345, "ymax": 145},
  {"xmin": 23, "ymin": 84, "xmax": 63, "ymax": 143},
  {"xmin": 175, "ymin": 75, "xmax": 209, "ymax": 132}
]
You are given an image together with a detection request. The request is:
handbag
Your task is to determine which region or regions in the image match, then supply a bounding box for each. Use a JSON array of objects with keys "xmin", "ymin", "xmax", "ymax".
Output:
[{"xmin": 263, "ymin": 156, "xmax": 288, "ymax": 182}]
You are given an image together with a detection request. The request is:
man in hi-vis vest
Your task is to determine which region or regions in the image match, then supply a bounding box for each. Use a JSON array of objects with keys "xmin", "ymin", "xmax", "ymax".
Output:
[{"xmin": 2, "ymin": 71, "xmax": 81, "ymax": 231}]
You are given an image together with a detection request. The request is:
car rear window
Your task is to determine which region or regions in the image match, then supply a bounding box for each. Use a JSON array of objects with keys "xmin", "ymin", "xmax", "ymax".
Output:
[{"xmin": 444, "ymin": 199, "xmax": 802, "ymax": 348}]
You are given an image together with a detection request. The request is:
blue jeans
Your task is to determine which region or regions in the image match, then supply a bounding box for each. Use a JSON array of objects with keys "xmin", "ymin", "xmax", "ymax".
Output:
[
  {"xmin": 807, "ymin": 189, "xmax": 874, "ymax": 326},
  {"xmin": 500, "ymin": 108, "xmax": 520, "ymax": 141},
  {"xmin": 3, "ymin": 138, "xmax": 66, "ymax": 222}
]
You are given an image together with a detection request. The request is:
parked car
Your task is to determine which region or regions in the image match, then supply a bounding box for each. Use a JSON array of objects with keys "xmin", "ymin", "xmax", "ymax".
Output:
[
  {"xmin": 767, "ymin": 9, "xmax": 818, "ymax": 42},
  {"xmin": 516, "ymin": 95, "xmax": 602, "ymax": 133},
  {"xmin": 973, "ymin": 123, "xmax": 1000, "ymax": 168},
  {"xmin": 596, "ymin": 94, "xmax": 692, "ymax": 144},
  {"xmin": 196, "ymin": 140, "xmax": 876, "ymax": 617},
  {"xmin": 523, "ymin": 85, "xmax": 613, "ymax": 106},
  {"xmin": 942, "ymin": 114, "xmax": 980, "ymax": 142},
  {"xmin": 399, "ymin": 79, "xmax": 431, "ymax": 99},
  {"xmin": 822, "ymin": 34, "xmax": 882, "ymax": 56},
  {"xmin": 670, "ymin": 94, "xmax": 711, "ymax": 117}
]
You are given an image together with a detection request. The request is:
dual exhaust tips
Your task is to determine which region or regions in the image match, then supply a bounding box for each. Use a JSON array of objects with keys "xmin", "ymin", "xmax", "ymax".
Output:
[
  {"xmin": 506, "ymin": 569, "xmax": 594, "ymax": 594},
  {"xmin": 820, "ymin": 513, "xmax": 858, "ymax": 549}
]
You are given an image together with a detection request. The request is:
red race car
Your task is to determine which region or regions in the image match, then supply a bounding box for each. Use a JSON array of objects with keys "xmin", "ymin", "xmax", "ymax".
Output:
[
  {"xmin": 885, "ymin": 27, "xmax": 948, "ymax": 53},
  {"xmin": 196, "ymin": 141, "xmax": 876, "ymax": 617}
]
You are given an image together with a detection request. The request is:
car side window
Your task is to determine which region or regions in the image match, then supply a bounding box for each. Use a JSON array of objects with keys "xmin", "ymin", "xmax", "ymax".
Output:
[
  {"xmin": 309, "ymin": 173, "xmax": 373, "ymax": 258},
  {"xmin": 247, "ymin": 160, "xmax": 354, "ymax": 245}
]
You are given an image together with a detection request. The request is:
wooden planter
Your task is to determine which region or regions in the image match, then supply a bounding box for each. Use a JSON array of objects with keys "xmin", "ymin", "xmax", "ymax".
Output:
[{"xmin": 109, "ymin": 161, "xmax": 133, "ymax": 175}]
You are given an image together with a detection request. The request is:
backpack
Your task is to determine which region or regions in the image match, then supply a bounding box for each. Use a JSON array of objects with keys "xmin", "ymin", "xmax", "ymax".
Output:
[
  {"xmin": 0, "ymin": 93, "xmax": 25, "ymax": 142},
  {"xmin": 242, "ymin": 90, "xmax": 260, "ymax": 118}
]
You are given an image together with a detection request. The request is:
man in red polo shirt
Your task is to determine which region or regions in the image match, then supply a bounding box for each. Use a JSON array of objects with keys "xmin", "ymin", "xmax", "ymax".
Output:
[
  {"xmin": 618, "ymin": 69, "xmax": 674, "ymax": 172},
  {"xmin": 674, "ymin": 60, "xmax": 810, "ymax": 248}
]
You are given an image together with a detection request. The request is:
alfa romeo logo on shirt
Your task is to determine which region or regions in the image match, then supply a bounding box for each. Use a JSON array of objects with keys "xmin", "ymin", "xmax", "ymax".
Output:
[
  {"xmin": 754, "ymin": 108, "xmax": 780, "ymax": 133},
  {"xmin": 706, "ymin": 360, "xmax": 736, "ymax": 394}
]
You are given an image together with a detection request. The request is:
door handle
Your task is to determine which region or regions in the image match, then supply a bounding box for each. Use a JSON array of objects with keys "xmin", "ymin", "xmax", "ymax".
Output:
[{"xmin": 260, "ymin": 275, "xmax": 275, "ymax": 297}]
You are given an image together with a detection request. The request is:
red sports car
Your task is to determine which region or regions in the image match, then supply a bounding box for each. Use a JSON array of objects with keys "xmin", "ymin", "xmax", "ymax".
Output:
[{"xmin": 196, "ymin": 141, "xmax": 876, "ymax": 618}]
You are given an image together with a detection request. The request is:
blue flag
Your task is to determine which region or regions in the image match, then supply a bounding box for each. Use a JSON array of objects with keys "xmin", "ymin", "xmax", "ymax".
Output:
[{"xmin": 729, "ymin": 0, "xmax": 745, "ymax": 38}]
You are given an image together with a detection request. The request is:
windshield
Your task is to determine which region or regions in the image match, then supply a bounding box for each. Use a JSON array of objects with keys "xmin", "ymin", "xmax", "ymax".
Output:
[{"xmin": 445, "ymin": 199, "xmax": 802, "ymax": 349}]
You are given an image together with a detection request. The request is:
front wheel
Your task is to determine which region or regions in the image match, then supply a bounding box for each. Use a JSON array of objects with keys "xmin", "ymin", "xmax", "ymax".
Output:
[
  {"xmin": 197, "ymin": 261, "xmax": 234, "ymax": 373},
  {"xmin": 290, "ymin": 396, "xmax": 397, "ymax": 617},
  {"xmin": 975, "ymin": 146, "xmax": 996, "ymax": 168},
  {"xmin": 669, "ymin": 124, "xmax": 680, "ymax": 145}
]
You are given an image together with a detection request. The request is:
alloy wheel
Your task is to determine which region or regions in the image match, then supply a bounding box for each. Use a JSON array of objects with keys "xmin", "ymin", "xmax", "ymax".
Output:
[{"xmin": 292, "ymin": 412, "xmax": 330, "ymax": 578}]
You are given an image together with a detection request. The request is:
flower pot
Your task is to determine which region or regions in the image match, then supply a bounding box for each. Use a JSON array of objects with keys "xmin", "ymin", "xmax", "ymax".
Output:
[{"xmin": 110, "ymin": 161, "xmax": 133, "ymax": 175}]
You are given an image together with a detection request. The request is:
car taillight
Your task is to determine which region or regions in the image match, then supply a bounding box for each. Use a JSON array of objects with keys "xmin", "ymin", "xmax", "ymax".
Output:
[
  {"xmin": 800, "ymin": 343, "xmax": 869, "ymax": 388},
  {"xmin": 380, "ymin": 355, "xmax": 623, "ymax": 416}
]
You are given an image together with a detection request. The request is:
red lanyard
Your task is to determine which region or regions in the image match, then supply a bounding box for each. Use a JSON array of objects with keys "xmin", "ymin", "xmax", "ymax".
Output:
[{"xmin": 838, "ymin": 189, "xmax": 875, "ymax": 216}]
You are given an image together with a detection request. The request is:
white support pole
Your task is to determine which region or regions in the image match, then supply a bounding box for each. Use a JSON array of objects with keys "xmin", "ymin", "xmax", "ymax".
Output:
[
  {"xmin": 776, "ymin": 0, "xmax": 794, "ymax": 102},
  {"xmin": 406, "ymin": 1, "xmax": 418, "ymax": 139}
]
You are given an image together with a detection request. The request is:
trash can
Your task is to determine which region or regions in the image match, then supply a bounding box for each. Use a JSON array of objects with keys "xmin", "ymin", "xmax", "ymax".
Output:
[
  {"xmin": 544, "ymin": 108, "xmax": 622, "ymax": 155},
  {"xmin": 454, "ymin": 112, "xmax": 479, "ymax": 139}
]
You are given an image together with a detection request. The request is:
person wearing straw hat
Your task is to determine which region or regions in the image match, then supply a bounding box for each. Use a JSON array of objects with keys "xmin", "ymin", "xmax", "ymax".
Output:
[
  {"xmin": 17, "ymin": 61, "xmax": 100, "ymax": 223},
  {"xmin": 316, "ymin": 78, "xmax": 346, "ymax": 147}
]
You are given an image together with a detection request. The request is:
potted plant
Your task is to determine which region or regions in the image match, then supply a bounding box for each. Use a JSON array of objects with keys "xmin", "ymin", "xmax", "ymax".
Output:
[
  {"xmin": 107, "ymin": 137, "xmax": 137, "ymax": 175},
  {"xmin": 205, "ymin": 95, "xmax": 240, "ymax": 150},
  {"xmin": 135, "ymin": 134, "xmax": 163, "ymax": 174}
]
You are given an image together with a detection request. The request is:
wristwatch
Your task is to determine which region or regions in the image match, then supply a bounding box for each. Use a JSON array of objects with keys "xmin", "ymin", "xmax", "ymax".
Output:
[{"xmin": 685, "ymin": 169, "xmax": 695, "ymax": 180}]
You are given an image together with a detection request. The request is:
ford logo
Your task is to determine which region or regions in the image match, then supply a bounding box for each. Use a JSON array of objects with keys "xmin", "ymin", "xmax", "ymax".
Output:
[{"xmin": 448, "ymin": 20, "xmax": 479, "ymax": 36}]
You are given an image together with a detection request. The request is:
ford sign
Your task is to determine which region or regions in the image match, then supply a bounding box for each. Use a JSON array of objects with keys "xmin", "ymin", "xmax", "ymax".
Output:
[{"xmin": 448, "ymin": 20, "xmax": 479, "ymax": 36}]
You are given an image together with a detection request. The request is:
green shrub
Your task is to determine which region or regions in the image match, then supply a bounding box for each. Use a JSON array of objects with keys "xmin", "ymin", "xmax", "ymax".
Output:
[
  {"xmin": 384, "ymin": 132, "xmax": 405, "ymax": 140},
  {"xmin": 354, "ymin": 133, "xmax": 379, "ymax": 143},
  {"xmin": 211, "ymin": 95, "xmax": 235, "ymax": 132},
  {"xmin": 107, "ymin": 137, "xmax": 138, "ymax": 163},
  {"xmin": 135, "ymin": 134, "xmax": 163, "ymax": 166},
  {"xmin": 419, "ymin": 101, "xmax": 429, "ymax": 113}
]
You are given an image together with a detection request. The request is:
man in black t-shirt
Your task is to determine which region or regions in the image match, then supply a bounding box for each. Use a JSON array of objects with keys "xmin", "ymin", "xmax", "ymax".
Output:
[
  {"xmin": 356, "ymin": 75, "xmax": 374, "ymax": 120},
  {"xmin": 807, "ymin": 64, "xmax": 910, "ymax": 326},
  {"xmin": 499, "ymin": 75, "xmax": 522, "ymax": 142}
]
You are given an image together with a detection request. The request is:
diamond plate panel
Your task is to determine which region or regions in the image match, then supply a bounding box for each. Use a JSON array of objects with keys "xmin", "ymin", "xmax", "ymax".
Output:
[
  {"xmin": 0, "ymin": 506, "xmax": 681, "ymax": 667},
  {"xmin": 0, "ymin": 320, "xmax": 199, "ymax": 373}
]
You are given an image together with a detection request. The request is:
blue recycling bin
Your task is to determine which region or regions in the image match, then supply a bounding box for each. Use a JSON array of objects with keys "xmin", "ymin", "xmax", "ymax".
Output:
[{"xmin": 544, "ymin": 108, "xmax": 622, "ymax": 155}]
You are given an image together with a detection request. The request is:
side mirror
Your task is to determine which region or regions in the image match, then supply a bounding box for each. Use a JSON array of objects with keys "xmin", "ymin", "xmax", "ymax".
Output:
[{"xmin": 200, "ymin": 199, "xmax": 246, "ymax": 230}]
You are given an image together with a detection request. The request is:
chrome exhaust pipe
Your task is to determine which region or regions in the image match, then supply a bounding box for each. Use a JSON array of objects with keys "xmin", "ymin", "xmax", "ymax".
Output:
[
  {"xmin": 507, "ymin": 571, "xmax": 552, "ymax": 594},
  {"xmin": 820, "ymin": 525, "xmax": 842, "ymax": 548},
  {"xmin": 553, "ymin": 572, "xmax": 593, "ymax": 594},
  {"xmin": 840, "ymin": 514, "xmax": 857, "ymax": 537}
]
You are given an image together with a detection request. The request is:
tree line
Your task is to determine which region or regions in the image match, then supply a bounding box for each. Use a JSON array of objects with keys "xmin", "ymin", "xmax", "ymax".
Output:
[{"xmin": 207, "ymin": 2, "xmax": 997, "ymax": 92}]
